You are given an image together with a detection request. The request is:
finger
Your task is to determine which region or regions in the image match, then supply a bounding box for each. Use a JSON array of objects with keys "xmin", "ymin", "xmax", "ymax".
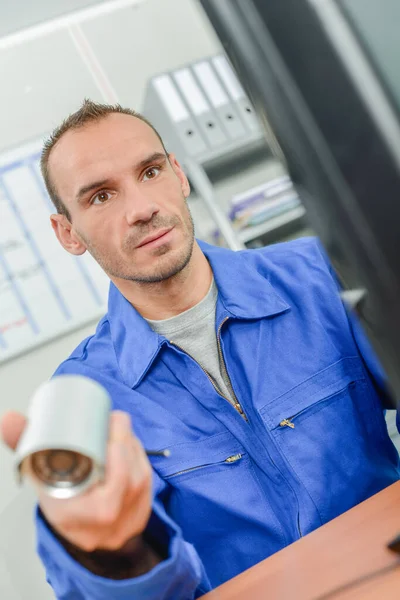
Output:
[
  {"xmin": 91, "ymin": 439, "xmax": 131, "ymax": 520},
  {"xmin": 108, "ymin": 411, "xmax": 132, "ymax": 444},
  {"xmin": 96, "ymin": 445, "xmax": 153, "ymax": 550},
  {"xmin": 95, "ymin": 437, "xmax": 149, "ymax": 536},
  {"xmin": 128, "ymin": 436, "xmax": 152, "ymax": 488},
  {"xmin": 0, "ymin": 411, "xmax": 27, "ymax": 451}
]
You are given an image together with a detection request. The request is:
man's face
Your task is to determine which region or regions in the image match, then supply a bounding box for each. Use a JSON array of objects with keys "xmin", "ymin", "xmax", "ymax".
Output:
[{"xmin": 49, "ymin": 113, "xmax": 194, "ymax": 283}]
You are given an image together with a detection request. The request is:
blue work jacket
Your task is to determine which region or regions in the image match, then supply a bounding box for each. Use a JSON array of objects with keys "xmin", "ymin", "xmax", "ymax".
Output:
[{"xmin": 36, "ymin": 238, "xmax": 400, "ymax": 599}]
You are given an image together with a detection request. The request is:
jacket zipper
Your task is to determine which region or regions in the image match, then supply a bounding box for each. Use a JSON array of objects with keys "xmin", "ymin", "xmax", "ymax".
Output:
[
  {"xmin": 216, "ymin": 317, "xmax": 247, "ymax": 420},
  {"xmin": 279, "ymin": 408, "xmax": 313, "ymax": 429},
  {"xmin": 278, "ymin": 382, "xmax": 355, "ymax": 429},
  {"xmin": 165, "ymin": 453, "xmax": 243, "ymax": 478},
  {"xmin": 280, "ymin": 418, "xmax": 295, "ymax": 429},
  {"xmin": 170, "ymin": 322, "xmax": 248, "ymax": 421}
]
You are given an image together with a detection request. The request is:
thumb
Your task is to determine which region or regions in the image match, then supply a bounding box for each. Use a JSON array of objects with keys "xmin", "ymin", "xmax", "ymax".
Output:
[{"xmin": 0, "ymin": 411, "xmax": 27, "ymax": 451}]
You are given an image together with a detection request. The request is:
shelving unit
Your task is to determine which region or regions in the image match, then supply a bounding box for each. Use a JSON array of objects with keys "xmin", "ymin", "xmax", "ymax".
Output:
[
  {"xmin": 143, "ymin": 54, "xmax": 307, "ymax": 250},
  {"xmin": 239, "ymin": 206, "xmax": 306, "ymax": 245}
]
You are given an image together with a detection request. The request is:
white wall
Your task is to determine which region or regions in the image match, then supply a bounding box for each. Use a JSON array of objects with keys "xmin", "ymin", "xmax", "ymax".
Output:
[
  {"xmin": 0, "ymin": 0, "xmax": 109, "ymax": 37},
  {"xmin": 0, "ymin": 2, "xmax": 223, "ymax": 598}
]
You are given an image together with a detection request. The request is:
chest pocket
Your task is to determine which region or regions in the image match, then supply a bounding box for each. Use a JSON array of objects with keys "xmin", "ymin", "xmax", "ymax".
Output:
[
  {"xmin": 259, "ymin": 356, "xmax": 399, "ymax": 525},
  {"xmin": 150, "ymin": 431, "xmax": 245, "ymax": 483},
  {"xmin": 149, "ymin": 430, "xmax": 288, "ymax": 587}
]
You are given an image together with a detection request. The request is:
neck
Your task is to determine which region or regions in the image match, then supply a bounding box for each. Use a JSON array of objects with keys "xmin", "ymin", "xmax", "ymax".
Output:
[{"xmin": 112, "ymin": 242, "xmax": 213, "ymax": 320}]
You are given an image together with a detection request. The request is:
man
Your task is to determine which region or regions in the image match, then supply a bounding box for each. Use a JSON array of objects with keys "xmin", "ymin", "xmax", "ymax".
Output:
[{"xmin": 1, "ymin": 99, "xmax": 400, "ymax": 600}]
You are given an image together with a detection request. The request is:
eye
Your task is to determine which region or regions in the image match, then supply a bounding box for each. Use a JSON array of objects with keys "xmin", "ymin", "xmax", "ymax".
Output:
[
  {"xmin": 142, "ymin": 166, "xmax": 161, "ymax": 181},
  {"xmin": 91, "ymin": 190, "xmax": 113, "ymax": 205}
]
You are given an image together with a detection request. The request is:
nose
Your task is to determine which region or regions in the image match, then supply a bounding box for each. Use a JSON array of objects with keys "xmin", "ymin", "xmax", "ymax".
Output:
[{"xmin": 124, "ymin": 185, "xmax": 160, "ymax": 226}]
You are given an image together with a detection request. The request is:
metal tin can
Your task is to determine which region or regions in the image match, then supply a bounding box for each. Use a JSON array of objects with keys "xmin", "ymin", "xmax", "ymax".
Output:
[{"xmin": 15, "ymin": 375, "xmax": 111, "ymax": 499}]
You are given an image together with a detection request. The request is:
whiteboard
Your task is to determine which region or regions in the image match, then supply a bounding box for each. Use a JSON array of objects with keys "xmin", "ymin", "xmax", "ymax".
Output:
[{"xmin": 0, "ymin": 139, "xmax": 110, "ymax": 364}]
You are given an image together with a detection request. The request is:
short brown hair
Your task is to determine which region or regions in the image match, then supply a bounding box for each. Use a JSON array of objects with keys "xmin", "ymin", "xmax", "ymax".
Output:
[{"xmin": 41, "ymin": 98, "xmax": 167, "ymax": 221}]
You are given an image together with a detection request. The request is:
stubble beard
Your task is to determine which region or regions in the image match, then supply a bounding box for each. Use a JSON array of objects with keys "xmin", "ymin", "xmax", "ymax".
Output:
[{"xmin": 78, "ymin": 206, "xmax": 195, "ymax": 285}]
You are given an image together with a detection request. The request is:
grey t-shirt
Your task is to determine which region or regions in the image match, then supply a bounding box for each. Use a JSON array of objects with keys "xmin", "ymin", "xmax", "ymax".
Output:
[{"xmin": 146, "ymin": 279, "xmax": 235, "ymax": 404}]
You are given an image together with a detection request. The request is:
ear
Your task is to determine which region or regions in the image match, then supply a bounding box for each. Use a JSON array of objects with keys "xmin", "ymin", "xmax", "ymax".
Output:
[
  {"xmin": 50, "ymin": 214, "xmax": 87, "ymax": 255},
  {"xmin": 168, "ymin": 153, "xmax": 191, "ymax": 199}
]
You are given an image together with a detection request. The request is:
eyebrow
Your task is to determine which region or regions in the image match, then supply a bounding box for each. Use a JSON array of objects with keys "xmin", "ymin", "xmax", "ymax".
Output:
[
  {"xmin": 136, "ymin": 151, "xmax": 168, "ymax": 171},
  {"xmin": 75, "ymin": 151, "xmax": 168, "ymax": 203},
  {"xmin": 76, "ymin": 179, "xmax": 110, "ymax": 203}
]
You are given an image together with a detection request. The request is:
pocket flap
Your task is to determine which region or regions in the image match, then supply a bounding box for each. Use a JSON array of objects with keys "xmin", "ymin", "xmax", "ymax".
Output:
[
  {"xmin": 260, "ymin": 357, "xmax": 365, "ymax": 430},
  {"xmin": 149, "ymin": 431, "xmax": 245, "ymax": 478}
]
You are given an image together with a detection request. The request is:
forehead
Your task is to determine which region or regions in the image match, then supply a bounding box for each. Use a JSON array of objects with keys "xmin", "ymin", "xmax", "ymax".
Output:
[{"xmin": 48, "ymin": 113, "xmax": 164, "ymax": 201}]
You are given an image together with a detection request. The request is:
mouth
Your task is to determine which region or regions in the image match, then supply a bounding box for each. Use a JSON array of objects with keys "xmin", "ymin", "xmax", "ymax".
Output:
[{"xmin": 136, "ymin": 227, "xmax": 174, "ymax": 249}]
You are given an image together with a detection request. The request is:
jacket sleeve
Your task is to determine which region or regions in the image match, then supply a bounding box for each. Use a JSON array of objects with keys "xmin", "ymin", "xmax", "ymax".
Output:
[
  {"xmin": 343, "ymin": 304, "xmax": 400, "ymax": 434},
  {"xmin": 34, "ymin": 359, "xmax": 211, "ymax": 599},
  {"xmin": 36, "ymin": 468, "xmax": 211, "ymax": 599},
  {"xmin": 314, "ymin": 238, "xmax": 400, "ymax": 433}
]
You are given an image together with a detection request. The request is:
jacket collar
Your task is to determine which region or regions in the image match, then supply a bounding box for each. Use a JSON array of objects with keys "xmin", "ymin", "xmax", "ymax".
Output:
[{"xmin": 108, "ymin": 240, "xmax": 290, "ymax": 388}]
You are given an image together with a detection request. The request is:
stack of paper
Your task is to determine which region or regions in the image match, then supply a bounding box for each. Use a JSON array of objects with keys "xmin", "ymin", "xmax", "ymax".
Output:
[
  {"xmin": 211, "ymin": 176, "xmax": 301, "ymax": 245},
  {"xmin": 229, "ymin": 176, "xmax": 300, "ymax": 228}
]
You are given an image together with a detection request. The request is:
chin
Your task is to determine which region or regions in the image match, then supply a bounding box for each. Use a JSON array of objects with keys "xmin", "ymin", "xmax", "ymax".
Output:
[{"xmin": 134, "ymin": 242, "xmax": 193, "ymax": 284}]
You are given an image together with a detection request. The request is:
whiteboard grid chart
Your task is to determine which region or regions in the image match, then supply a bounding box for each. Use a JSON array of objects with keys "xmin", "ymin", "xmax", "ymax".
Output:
[{"xmin": 0, "ymin": 140, "xmax": 110, "ymax": 363}]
